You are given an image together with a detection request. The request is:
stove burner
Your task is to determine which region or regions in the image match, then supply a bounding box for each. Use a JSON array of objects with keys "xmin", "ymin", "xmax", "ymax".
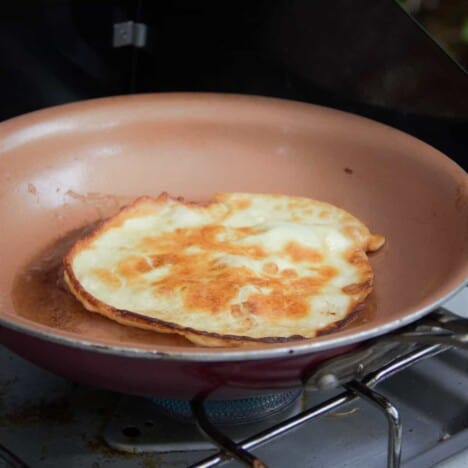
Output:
[{"xmin": 149, "ymin": 389, "xmax": 302, "ymax": 425}]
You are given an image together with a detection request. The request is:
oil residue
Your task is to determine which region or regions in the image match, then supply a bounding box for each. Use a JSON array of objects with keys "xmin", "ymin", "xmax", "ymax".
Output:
[
  {"xmin": 348, "ymin": 292, "xmax": 377, "ymax": 328},
  {"xmin": 11, "ymin": 224, "xmax": 193, "ymax": 347},
  {"xmin": 0, "ymin": 396, "xmax": 74, "ymax": 427},
  {"xmin": 12, "ymin": 224, "xmax": 100, "ymax": 333}
]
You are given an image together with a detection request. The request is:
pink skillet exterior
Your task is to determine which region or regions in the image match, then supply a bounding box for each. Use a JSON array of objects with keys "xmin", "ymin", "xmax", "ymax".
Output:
[{"xmin": 0, "ymin": 327, "xmax": 354, "ymax": 398}]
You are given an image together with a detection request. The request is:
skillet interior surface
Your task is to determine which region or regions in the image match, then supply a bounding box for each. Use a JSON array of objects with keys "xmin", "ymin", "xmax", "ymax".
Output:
[{"xmin": 0, "ymin": 93, "xmax": 466, "ymax": 361}]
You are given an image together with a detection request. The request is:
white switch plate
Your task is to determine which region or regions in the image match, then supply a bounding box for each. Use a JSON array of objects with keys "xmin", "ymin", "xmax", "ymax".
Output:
[{"xmin": 442, "ymin": 286, "xmax": 468, "ymax": 318}]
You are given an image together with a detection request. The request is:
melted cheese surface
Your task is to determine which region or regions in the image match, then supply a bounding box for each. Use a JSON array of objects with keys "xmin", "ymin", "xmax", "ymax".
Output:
[{"xmin": 65, "ymin": 193, "xmax": 384, "ymax": 344}]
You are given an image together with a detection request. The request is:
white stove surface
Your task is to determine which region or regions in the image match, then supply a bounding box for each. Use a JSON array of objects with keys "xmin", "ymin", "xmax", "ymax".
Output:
[{"xmin": 443, "ymin": 286, "xmax": 468, "ymax": 318}]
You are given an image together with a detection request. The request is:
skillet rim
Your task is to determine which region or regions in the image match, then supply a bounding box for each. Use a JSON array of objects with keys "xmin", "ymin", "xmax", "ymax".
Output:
[{"xmin": 0, "ymin": 93, "xmax": 467, "ymax": 362}]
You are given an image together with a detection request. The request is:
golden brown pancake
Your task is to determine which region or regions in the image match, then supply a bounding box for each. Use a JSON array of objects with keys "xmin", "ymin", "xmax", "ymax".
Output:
[{"xmin": 64, "ymin": 193, "xmax": 385, "ymax": 346}]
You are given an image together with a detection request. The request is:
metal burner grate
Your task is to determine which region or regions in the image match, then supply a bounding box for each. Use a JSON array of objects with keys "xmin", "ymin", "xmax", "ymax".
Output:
[
  {"xmin": 100, "ymin": 308, "xmax": 467, "ymax": 468},
  {"xmin": 190, "ymin": 344, "xmax": 447, "ymax": 468},
  {"xmin": 187, "ymin": 308, "xmax": 468, "ymax": 468}
]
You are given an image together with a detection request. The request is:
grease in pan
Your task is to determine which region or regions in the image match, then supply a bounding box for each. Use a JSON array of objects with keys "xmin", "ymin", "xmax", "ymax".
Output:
[{"xmin": 63, "ymin": 192, "xmax": 385, "ymax": 346}]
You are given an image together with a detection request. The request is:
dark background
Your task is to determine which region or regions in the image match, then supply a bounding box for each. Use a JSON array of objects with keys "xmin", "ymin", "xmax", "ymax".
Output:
[{"xmin": 0, "ymin": 0, "xmax": 466, "ymax": 166}]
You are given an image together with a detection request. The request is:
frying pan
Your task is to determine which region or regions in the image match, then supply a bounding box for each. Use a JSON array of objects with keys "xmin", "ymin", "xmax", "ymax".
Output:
[{"xmin": 0, "ymin": 93, "xmax": 466, "ymax": 399}]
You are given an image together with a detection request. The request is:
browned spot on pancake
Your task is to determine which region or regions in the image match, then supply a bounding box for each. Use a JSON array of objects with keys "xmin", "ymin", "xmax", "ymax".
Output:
[
  {"xmin": 148, "ymin": 248, "xmax": 253, "ymax": 313},
  {"xmin": 245, "ymin": 245, "xmax": 265, "ymax": 257},
  {"xmin": 344, "ymin": 249, "xmax": 373, "ymax": 285},
  {"xmin": 234, "ymin": 226, "xmax": 259, "ymax": 236},
  {"xmin": 235, "ymin": 198, "xmax": 252, "ymax": 209},
  {"xmin": 230, "ymin": 304, "xmax": 242, "ymax": 318},
  {"xmin": 184, "ymin": 281, "xmax": 237, "ymax": 313},
  {"xmin": 92, "ymin": 268, "xmax": 121, "ymax": 288},
  {"xmin": 344, "ymin": 167, "xmax": 353, "ymax": 174},
  {"xmin": 319, "ymin": 265, "xmax": 338, "ymax": 280},
  {"xmin": 179, "ymin": 265, "xmax": 253, "ymax": 313},
  {"xmin": 281, "ymin": 268, "xmax": 298, "ymax": 278},
  {"xmin": 150, "ymin": 253, "xmax": 179, "ymax": 268},
  {"xmin": 263, "ymin": 262, "xmax": 279, "ymax": 274},
  {"xmin": 341, "ymin": 225, "xmax": 367, "ymax": 243},
  {"xmin": 292, "ymin": 266, "xmax": 337, "ymax": 293},
  {"xmin": 244, "ymin": 292, "xmax": 308, "ymax": 319},
  {"xmin": 230, "ymin": 304, "xmax": 254, "ymax": 331},
  {"xmin": 140, "ymin": 225, "xmax": 266, "ymax": 259},
  {"xmin": 284, "ymin": 242, "xmax": 323, "ymax": 263},
  {"xmin": 346, "ymin": 249, "xmax": 368, "ymax": 266},
  {"xmin": 149, "ymin": 248, "xmax": 337, "ymax": 316},
  {"xmin": 342, "ymin": 280, "xmax": 372, "ymax": 295},
  {"xmin": 116, "ymin": 256, "xmax": 151, "ymax": 279},
  {"xmin": 319, "ymin": 210, "xmax": 330, "ymax": 219}
]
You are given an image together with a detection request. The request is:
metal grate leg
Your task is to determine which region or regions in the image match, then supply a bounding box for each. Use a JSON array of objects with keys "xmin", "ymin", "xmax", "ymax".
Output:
[
  {"xmin": 190, "ymin": 399, "xmax": 268, "ymax": 468},
  {"xmin": 345, "ymin": 381, "xmax": 402, "ymax": 468}
]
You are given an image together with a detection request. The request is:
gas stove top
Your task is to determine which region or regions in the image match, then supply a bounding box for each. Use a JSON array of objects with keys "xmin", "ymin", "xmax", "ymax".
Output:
[
  {"xmin": 0, "ymin": 288, "xmax": 466, "ymax": 468},
  {"xmin": 0, "ymin": 3, "xmax": 466, "ymax": 467}
]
